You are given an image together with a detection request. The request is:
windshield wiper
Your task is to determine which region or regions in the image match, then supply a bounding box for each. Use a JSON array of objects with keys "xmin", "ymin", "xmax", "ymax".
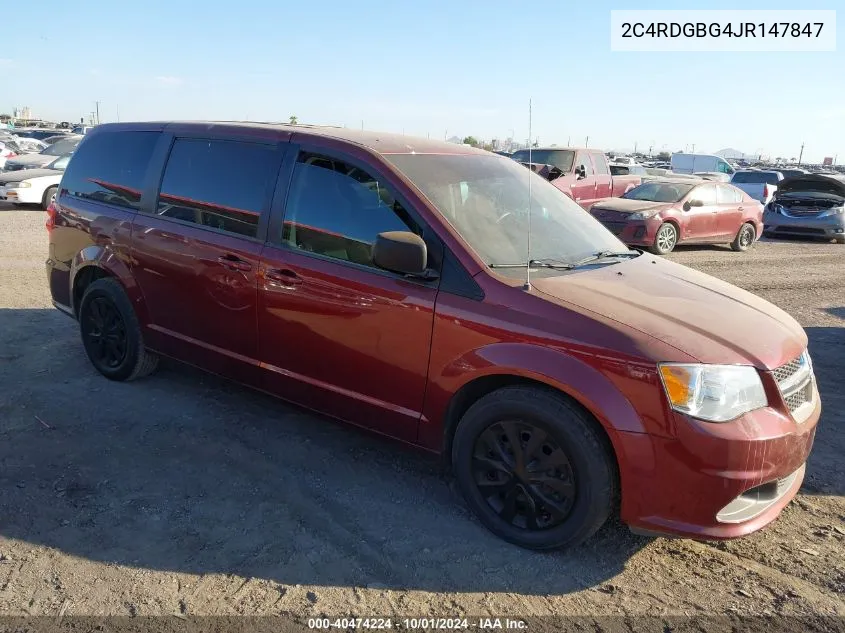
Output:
[
  {"xmin": 489, "ymin": 259, "xmax": 575, "ymax": 270},
  {"xmin": 571, "ymin": 250, "xmax": 641, "ymax": 268}
]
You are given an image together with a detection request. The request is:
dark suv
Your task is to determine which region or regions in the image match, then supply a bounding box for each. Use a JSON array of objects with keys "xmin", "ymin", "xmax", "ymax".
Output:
[{"xmin": 47, "ymin": 122, "xmax": 820, "ymax": 549}]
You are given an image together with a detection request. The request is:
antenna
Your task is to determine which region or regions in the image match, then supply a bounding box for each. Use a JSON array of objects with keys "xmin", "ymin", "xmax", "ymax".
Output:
[{"xmin": 524, "ymin": 98, "xmax": 533, "ymax": 291}]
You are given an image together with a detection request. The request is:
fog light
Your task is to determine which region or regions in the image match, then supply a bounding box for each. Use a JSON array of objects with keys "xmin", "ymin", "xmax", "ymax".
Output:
[{"xmin": 634, "ymin": 226, "xmax": 645, "ymax": 238}]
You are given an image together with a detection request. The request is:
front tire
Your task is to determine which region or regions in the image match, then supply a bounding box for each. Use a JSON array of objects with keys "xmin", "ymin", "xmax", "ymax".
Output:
[
  {"xmin": 451, "ymin": 386, "xmax": 617, "ymax": 550},
  {"xmin": 731, "ymin": 222, "xmax": 755, "ymax": 252},
  {"xmin": 78, "ymin": 277, "xmax": 158, "ymax": 381},
  {"xmin": 649, "ymin": 222, "xmax": 678, "ymax": 255},
  {"xmin": 41, "ymin": 185, "xmax": 57, "ymax": 211}
]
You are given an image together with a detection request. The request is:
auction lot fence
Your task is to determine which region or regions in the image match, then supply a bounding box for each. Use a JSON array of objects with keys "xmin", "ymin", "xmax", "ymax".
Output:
[{"xmin": 0, "ymin": 617, "xmax": 842, "ymax": 633}]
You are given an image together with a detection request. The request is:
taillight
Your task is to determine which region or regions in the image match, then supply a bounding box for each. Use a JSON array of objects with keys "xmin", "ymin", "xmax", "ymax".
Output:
[
  {"xmin": 45, "ymin": 201, "xmax": 57, "ymax": 232},
  {"xmin": 763, "ymin": 184, "xmax": 769, "ymax": 200}
]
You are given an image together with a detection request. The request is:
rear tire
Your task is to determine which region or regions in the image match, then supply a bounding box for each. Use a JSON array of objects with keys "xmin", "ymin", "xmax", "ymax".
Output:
[
  {"xmin": 78, "ymin": 277, "xmax": 159, "ymax": 381},
  {"xmin": 41, "ymin": 185, "xmax": 57, "ymax": 211},
  {"xmin": 451, "ymin": 386, "xmax": 617, "ymax": 550},
  {"xmin": 649, "ymin": 222, "xmax": 678, "ymax": 255},
  {"xmin": 731, "ymin": 222, "xmax": 755, "ymax": 252}
]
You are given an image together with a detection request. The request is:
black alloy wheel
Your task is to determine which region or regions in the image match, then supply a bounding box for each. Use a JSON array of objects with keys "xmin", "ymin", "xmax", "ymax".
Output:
[
  {"xmin": 82, "ymin": 296, "xmax": 128, "ymax": 369},
  {"xmin": 472, "ymin": 420, "xmax": 575, "ymax": 530},
  {"xmin": 452, "ymin": 386, "xmax": 617, "ymax": 550},
  {"xmin": 78, "ymin": 277, "xmax": 159, "ymax": 381}
]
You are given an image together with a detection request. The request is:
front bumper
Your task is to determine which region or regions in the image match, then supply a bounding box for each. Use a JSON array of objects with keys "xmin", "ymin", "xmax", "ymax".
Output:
[
  {"xmin": 596, "ymin": 218, "xmax": 658, "ymax": 246},
  {"xmin": 763, "ymin": 210, "xmax": 845, "ymax": 240},
  {"xmin": 0, "ymin": 186, "xmax": 40, "ymax": 204},
  {"xmin": 614, "ymin": 383, "xmax": 820, "ymax": 540}
]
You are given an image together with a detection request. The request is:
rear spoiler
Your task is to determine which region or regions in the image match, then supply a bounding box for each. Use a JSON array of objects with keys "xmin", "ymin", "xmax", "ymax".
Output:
[{"xmin": 518, "ymin": 162, "xmax": 564, "ymax": 181}]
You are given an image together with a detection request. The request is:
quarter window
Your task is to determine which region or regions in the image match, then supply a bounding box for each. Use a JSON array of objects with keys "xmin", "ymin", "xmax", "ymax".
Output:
[
  {"xmin": 155, "ymin": 139, "xmax": 278, "ymax": 239},
  {"xmin": 282, "ymin": 152, "xmax": 420, "ymax": 268},
  {"xmin": 60, "ymin": 131, "xmax": 158, "ymax": 210}
]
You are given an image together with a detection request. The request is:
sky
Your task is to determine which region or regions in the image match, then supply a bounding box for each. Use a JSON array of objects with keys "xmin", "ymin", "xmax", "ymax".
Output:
[{"xmin": 1, "ymin": 0, "xmax": 842, "ymax": 163}]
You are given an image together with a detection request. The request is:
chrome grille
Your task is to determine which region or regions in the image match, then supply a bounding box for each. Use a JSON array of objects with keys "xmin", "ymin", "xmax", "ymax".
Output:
[
  {"xmin": 773, "ymin": 352, "xmax": 814, "ymax": 419},
  {"xmin": 784, "ymin": 381, "xmax": 812, "ymax": 412},
  {"xmin": 772, "ymin": 357, "xmax": 802, "ymax": 384}
]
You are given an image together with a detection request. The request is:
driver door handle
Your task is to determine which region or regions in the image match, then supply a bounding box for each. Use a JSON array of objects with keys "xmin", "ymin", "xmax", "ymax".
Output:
[
  {"xmin": 266, "ymin": 268, "xmax": 302, "ymax": 287},
  {"xmin": 217, "ymin": 254, "xmax": 252, "ymax": 272}
]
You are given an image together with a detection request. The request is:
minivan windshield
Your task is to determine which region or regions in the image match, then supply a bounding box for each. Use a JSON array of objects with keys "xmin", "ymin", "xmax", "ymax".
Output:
[
  {"xmin": 510, "ymin": 149, "xmax": 575, "ymax": 173},
  {"xmin": 622, "ymin": 181, "xmax": 696, "ymax": 202},
  {"xmin": 385, "ymin": 154, "xmax": 626, "ymax": 267}
]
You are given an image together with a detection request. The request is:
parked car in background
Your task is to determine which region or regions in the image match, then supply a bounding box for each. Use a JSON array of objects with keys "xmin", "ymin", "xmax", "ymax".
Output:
[
  {"xmin": 0, "ymin": 154, "xmax": 70, "ymax": 209},
  {"xmin": 510, "ymin": 147, "xmax": 641, "ymax": 208},
  {"xmin": 2, "ymin": 135, "xmax": 82, "ymax": 171},
  {"xmin": 71, "ymin": 125, "xmax": 95, "ymax": 135},
  {"xmin": 45, "ymin": 122, "xmax": 819, "ymax": 550},
  {"xmin": 776, "ymin": 168, "xmax": 809, "ymax": 180},
  {"xmin": 0, "ymin": 141, "xmax": 19, "ymax": 171},
  {"xmin": 671, "ymin": 153, "xmax": 736, "ymax": 178},
  {"xmin": 42, "ymin": 135, "xmax": 73, "ymax": 145},
  {"xmin": 609, "ymin": 163, "xmax": 647, "ymax": 176},
  {"xmin": 589, "ymin": 179, "xmax": 763, "ymax": 254},
  {"xmin": 13, "ymin": 129, "xmax": 70, "ymax": 141},
  {"xmin": 763, "ymin": 174, "xmax": 845, "ymax": 244},
  {"xmin": 731, "ymin": 170, "xmax": 783, "ymax": 204}
]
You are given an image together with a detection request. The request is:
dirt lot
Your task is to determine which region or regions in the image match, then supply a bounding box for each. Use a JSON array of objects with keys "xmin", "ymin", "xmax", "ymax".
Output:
[{"xmin": 1, "ymin": 204, "xmax": 843, "ymax": 627}]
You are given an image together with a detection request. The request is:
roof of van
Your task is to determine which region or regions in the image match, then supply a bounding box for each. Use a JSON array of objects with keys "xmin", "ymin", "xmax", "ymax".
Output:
[
  {"xmin": 512, "ymin": 146, "xmax": 591, "ymax": 152},
  {"xmin": 88, "ymin": 121, "xmax": 490, "ymax": 157}
]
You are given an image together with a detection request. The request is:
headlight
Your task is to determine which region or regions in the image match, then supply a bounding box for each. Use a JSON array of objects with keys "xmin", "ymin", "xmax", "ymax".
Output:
[
  {"xmin": 628, "ymin": 210, "xmax": 659, "ymax": 220},
  {"xmin": 658, "ymin": 363, "xmax": 767, "ymax": 422},
  {"xmin": 11, "ymin": 181, "xmax": 31, "ymax": 188},
  {"xmin": 818, "ymin": 206, "xmax": 844, "ymax": 217}
]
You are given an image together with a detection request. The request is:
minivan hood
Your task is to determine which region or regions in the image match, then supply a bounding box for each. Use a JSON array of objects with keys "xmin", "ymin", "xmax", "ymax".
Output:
[
  {"xmin": 531, "ymin": 256, "xmax": 805, "ymax": 369},
  {"xmin": 776, "ymin": 174, "xmax": 845, "ymax": 197}
]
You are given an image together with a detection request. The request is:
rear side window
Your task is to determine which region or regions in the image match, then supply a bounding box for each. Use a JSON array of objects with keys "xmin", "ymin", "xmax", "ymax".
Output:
[
  {"xmin": 717, "ymin": 185, "xmax": 742, "ymax": 203},
  {"xmin": 691, "ymin": 184, "xmax": 718, "ymax": 204},
  {"xmin": 155, "ymin": 139, "xmax": 278, "ymax": 239},
  {"xmin": 282, "ymin": 152, "xmax": 420, "ymax": 268},
  {"xmin": 60, "ymin": 131, "xmax": 158, "ymax": 210}
]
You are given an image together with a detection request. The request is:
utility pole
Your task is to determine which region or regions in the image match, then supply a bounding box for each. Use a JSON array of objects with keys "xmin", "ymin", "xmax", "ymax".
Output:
[
  {"xmin": 797, "ymin": 142, "xmax": 805, "ymax": 166},
  {"xmin": 634, "ymin": 141, "xmax": 638, "ymax": 154},
  {"xmin": 585, "ymin": 136, "xmax": 589, "ymax": 148},
  {"xmin": 95, "ymin": 101, "xmax": 100, "ymax": 125},
  {"xmin": 567, "ymin": 136, "xmax": 571, "ymax": 146},
  {"xmin": 116, "ymin": 105, "xmax": 120, "ymax": 123},
  {"xmin": 361, "ymin": 120, "xmax": 363, "ymax": 130},
  {"xmin": 691, "ymin": 143, "xmax": 696, "ymax": 153}
]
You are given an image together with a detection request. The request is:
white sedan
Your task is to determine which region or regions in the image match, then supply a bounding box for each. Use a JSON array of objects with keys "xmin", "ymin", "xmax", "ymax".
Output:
[{"xmin": 0, "ymin": 154, "xmax": 69, "ymax": 209}]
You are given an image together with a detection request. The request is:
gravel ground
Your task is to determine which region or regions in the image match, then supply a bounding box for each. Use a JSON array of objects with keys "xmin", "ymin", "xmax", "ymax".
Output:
[{"xmin": 0, "ymin": 205, "xmax": 843, "ymax": 627}]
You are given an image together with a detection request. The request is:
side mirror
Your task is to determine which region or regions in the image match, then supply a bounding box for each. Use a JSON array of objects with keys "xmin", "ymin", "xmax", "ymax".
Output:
[
  {"xmin": 575, "ymin": 165, "xmax": 586, "ymax": 179},
  {"xmin": 372, "ymin": 231, "xmax": 428, "ymax": 276},
  {"xmin": 683, "ymin": 199, "xmax": 704, "ymax": 211}
]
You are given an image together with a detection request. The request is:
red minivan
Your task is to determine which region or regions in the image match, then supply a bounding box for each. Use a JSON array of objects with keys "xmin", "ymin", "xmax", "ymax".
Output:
[{"xmin": 46, "ymin": 123, "xmax": 820, "ymax": 550}]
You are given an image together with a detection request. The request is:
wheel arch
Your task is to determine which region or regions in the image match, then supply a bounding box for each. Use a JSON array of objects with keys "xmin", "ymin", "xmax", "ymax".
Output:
[
  {"xmin": 431, "ymin": 343, "xmax": 649, "ymax": 472},
  {"xmin": 70, "ymin": 246, "xmax": 149, "ymax": 325}
]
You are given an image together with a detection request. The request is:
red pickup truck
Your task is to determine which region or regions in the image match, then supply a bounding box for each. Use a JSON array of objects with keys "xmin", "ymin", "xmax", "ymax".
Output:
[{"xmin": 511, "ymin": 147, "xmax": 641, "ymax": 209}]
